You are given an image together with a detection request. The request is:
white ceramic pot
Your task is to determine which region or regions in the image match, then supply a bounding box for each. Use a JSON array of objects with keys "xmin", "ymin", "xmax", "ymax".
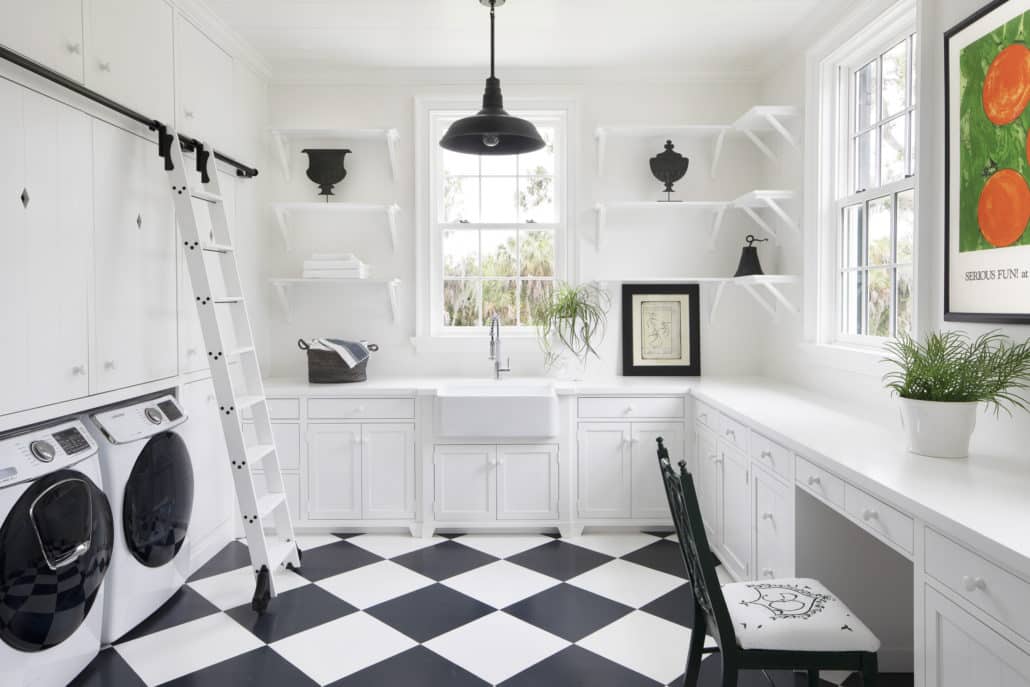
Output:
[{"xmin": 898, "ymin": 397, "xmax": 979, "ymax": 459}]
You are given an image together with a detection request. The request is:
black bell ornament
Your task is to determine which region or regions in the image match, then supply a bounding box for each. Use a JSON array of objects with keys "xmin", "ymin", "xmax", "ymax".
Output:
[{"xmin": 734, "ymin": 235, "xmax": 769, "ymax": 277}]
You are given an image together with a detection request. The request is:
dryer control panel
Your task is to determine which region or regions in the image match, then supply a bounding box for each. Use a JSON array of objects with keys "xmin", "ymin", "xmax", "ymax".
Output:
[
  {"xmin": 0, "ymin": 420, "xmax": 99, "ymax": 487},
  {"xmin": 90, "ymin": 395, "xmax": 188, "ymax": 445}
]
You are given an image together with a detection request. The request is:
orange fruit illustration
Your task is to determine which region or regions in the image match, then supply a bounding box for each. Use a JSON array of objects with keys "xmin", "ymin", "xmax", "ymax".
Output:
[
  {"xmin": 978, "ymin": 169, "xmax": 1030, "ymax": 247},
  {"xmin": 983, "ymin": 44, "xmax": 1030, "ymax": 125}
]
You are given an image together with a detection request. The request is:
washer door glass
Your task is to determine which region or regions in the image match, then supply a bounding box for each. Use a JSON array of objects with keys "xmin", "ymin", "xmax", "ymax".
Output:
[
  {"xmin": 0, "ymin": 470, "xmax": 114, "ymax": 652},
  {"xmin": 123, "ymin": 432, "xmax": 194, "ymax": 568}
]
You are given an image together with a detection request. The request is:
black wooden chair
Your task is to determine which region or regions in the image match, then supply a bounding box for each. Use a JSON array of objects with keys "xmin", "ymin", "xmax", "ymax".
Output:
[{"xmin": 655, "ymin": 437, "xmax": 880, "ymax": 687}]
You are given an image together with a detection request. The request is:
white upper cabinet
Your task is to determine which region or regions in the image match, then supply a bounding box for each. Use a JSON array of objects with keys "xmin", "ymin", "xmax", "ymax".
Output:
[
  {"xmin": 85, "ymin": 0, "xmax": 174, "ymax": 122},
  {"xmin": 91, "ymin": 120, "xmax": 177, "ymax": 393},
  {"xmin": 0, "ymin": 0, "xmax": 84, "ymax": 81},
  {"xmin": 174, "ymin": 14, "xmax": 233, "ymax": 145},
  {"xmin": 0, "ymin": 82, "xmax": 92, "ymax": 415}
]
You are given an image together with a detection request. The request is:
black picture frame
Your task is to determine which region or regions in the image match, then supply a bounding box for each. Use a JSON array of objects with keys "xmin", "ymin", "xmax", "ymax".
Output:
[
  {"xmin": 944, "ymin": 0, "xmax": 1030, "ymax": 324},
  {"xmin": 621, "ymin": 283, "xmax": 701, "ymax": 376}
]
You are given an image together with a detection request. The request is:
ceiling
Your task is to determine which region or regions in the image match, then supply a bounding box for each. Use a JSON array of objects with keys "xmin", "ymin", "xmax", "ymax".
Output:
[{"xmin": 203, "ymin": 0, "xmax": 838, "ymax": 80}]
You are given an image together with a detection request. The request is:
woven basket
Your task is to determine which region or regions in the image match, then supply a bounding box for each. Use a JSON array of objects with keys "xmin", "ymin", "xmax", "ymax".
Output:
[{"xmin": 297, "ymin": 339, "xmax": 378, "ymax": 384}]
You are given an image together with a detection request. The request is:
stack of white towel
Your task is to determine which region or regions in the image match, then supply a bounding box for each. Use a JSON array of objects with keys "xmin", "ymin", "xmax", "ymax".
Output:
[{"xmin": 303, "ymin": 253, "xmax": 370, "ymax": 279}]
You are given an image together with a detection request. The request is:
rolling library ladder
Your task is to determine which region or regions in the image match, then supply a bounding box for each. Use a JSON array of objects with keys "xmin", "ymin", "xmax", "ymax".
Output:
[{"xmin": 159, "ymin": 127, "xmax": 301, "ymax": 613}]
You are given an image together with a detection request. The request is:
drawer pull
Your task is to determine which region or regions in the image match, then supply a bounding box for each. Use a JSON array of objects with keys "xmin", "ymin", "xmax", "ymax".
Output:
[
  {"xmin": 624, "ymin": 404, "xmax": 635, "ymax": 414},
  {"xmin": 712, "ymin": 455, "xmax": 724, "ymax": 464},
  {"xmin": 807, "ymin": 476, "xmax": 821, "ymax": 486},
  {"xmin": 98, "ymin": 60, "xmax": 111, "ymax": 72},
  {"xmin": 354, "ymin": 405, "xmax": 366, "ymax": 414},
  {"xmin": 862, "ymin": 509, "xmax": 879, "ymax": 522},
  {"xmin": 71, "ymin": 365, "xmax": 85, "ymax": 376},
  {"xmin": 760, "ymin": 450, "xmax": 773, "ymax": 460},
  {"xmin": 761, "ymin": 512, "xmax": 774, "ymax": 521},
  {"xmin": 725, "ymin": 429, "xmax": 736, "ymax": 439},
  {"xmin": 762, "ymin": 568, "xmax": 775, "ymax": 578},
  {"xmin": 963, "ymin": 576, "xmax": 987, "ymax": 593},
  {"xmin": 66, "ymin": 43, "xmax": 81, "ymax": 55}
]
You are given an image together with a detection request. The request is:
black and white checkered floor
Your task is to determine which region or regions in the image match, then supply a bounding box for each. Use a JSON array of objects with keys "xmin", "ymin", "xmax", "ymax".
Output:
[{"xmin": 71, "ymin": 532, "xmax": 913, "ymax": 687}]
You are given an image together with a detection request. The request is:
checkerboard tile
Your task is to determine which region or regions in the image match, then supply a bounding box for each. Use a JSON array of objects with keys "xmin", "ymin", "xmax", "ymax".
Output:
[{"xmin": 73, "ymin": 533, "xmax": 913, "ymax": 687}]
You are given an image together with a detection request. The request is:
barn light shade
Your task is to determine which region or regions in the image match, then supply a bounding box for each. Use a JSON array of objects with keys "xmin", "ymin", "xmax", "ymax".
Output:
[{"xmin": 439, "ymin": 0, "xmax": 545, "ymax": 156}]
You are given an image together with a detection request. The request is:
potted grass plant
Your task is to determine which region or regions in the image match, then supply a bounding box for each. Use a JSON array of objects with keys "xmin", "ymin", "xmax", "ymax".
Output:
[
  {"xmin": 883, "ymin": 330, "xmax": 1030, "ymax": 458},
  {"xmin": 536, "ymin": 282, "xmax": 611, "ymax": 380}
]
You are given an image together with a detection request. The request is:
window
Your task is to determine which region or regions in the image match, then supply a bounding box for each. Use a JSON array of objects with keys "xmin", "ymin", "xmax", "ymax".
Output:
[
  {"xmin": 834, "ymin": 29, "xmax": 917, "ymax": 342},
  {"xmin": 429, "ymin": 111, "xmax": 565, "ymax": 331}
]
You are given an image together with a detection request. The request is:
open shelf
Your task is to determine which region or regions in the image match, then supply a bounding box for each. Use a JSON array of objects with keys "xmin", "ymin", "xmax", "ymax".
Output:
[
  {"xmin": 593, "ymin": 190, "xmax": 797, "ymax": 248},
  {"xmin": 270, "ymin": 277, "xmax": 401, "ymax": 323},
  {"xmin": 269, "ymin": 127, "xmax": 401, "ymax": 181},
  {"xmin": 272, "ymin": 202, "xmax": 401, "ymax": 252},
  {"xmin": 594, "ymin": 105, "xmax": 800, "ymax": 175}
]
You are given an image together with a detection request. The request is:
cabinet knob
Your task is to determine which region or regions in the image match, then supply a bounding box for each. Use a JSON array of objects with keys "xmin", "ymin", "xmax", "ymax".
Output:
[
  {"xmin": 488, "ymin": 456, "xmax": 497, "ymax": 466},
  {"xmin": 98, "ymin": 60, "xmax": 111, "ymax": 72},
  {"xmin": 187, "ymin": 348, "xmax": 197, "ymax": 356},
  {"xmin": 762, "ymin": 568, "xmax": 775, "ymax": 578},
  {"xmin": 712, "ymin": 455, "xmax": 724, "ymax": 464},
  {"xmin": 624, "ymin": 405, "xmax": 635, "ymax": 415},
  {"xmin": 66, "ymin": 42, "xmax": 81, "ymax": 55},
  {"xmin": 807, "ymin": 476, "xmax": 820, "ymax": 486},
  {"xmin": 725, "ymin": 429, "xmax": 736, "ymax": 439},
  {"xmin": 861, "ymin": 508, "xmax": 878, "ymax": 522},
  {"xmin": 103, "ymin": 360, "xmax": 116, "ymax": 371},
  {"xmin": 761, "ymin": 511, "xmax": 774, "ymax": 521},
  {"xmin": 962, "ymin": 576, "xmax": 987, "ymax": 593},
  {"xmin": 184, "ymin": 109, "xmax": 195, "ymax": 119},
  {"xmin": 71, "ymin": 365, "xmax": 85, "ymax": 376},
  {"xmin": 355, "ymin": 405, "xmax": 366, "ymax": 414},
  {"xmin": 760, "ymin": 450, "xmax": 773, "ymax": 460}
]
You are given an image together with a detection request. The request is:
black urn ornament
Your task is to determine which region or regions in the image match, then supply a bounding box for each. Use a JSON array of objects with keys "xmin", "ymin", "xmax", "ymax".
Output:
[
  {"xmin": 649, "ymin": 140, "xmax": 689, "ymax": 202},
  {"xmin": 734, "ymin": 234, "xmax": 769, "ymax": 277},
  {"xmin": 302, "ymin": 148, "xmax": 351, "ymax": 200}
]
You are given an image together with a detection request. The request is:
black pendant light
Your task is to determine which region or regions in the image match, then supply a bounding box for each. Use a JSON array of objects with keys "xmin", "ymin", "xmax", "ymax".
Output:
[{"xmin": 439, "ymin": 0, "xmax": 545, "ymax": 156}]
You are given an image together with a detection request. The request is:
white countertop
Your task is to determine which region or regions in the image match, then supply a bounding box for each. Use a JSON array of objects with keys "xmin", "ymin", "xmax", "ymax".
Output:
[{"xmin": 262, "ymin": 376, "xmax": 697, "ymax": 397}]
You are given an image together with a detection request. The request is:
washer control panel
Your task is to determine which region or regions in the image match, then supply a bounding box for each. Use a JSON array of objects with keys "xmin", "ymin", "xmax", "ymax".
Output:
[
  {"xmin": 90, "ymin": 395, "xmax": 188, "ymax": 445},
  {"xmin": 0, "ymin": 420, "xmax": 98, "ymax": 487}
]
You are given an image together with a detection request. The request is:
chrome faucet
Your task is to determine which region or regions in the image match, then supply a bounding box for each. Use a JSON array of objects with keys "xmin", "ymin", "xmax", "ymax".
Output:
[{"xmin": 488, "ymin": 313, "xmax": 511, "ymax": 380}]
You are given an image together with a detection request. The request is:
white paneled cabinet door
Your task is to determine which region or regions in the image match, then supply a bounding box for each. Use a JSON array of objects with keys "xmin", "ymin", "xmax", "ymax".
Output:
[
  {"xmin": 631, "ymin": 423, "xmax": 681, "ymax": 519},
  {"xmin": 434, "ymin": 445, "xmax": 496, "ymax": 521},
  {"xmin": 0, "ymin": 0, "xmax": 84, "ymax": 80},
  {"xmin": 92, "ymin": 121, "xmax": 177, "ymax": 393},
  {"xmin": 925, "ymin": 586, "xmax": 1030, "ymax": 687},
  {"xmin": 752, "ymin": 466, "xmax": 793, "ymax": 581},
  {"xmin": 178, "ymin": 379, "xmax": 232, "ymax": 544},
  {"xmin": 696, "ymin": 424, "xmax": 722, "ymax": 545},
  {"xmin": 496, "ymin": 445, "xmax": 559, "ymax": 520},
  {"xmin": 720, "ymin": 440, "xmax": 751, "ymax": 580},
  {"xmin": 362, "ymin": 423, "xmax": 416, "ymax": 520},
  {"xmin": 577, "ymin": 423, "xmax": 631, "ymax": 519},
  {"xmin": 0, "ymin": 83, "xmax": 92, "ymax": 415},
  {"xmin": 86, "ymin": 0, "xmax": 174, "ymax": 122},
  {"xmin": 307, "ymin": 424, "xmax": 362, "ymax": 520},
  {"xmin": 174, "ymin": 15, "xmax": 233, "ymax": 145}
]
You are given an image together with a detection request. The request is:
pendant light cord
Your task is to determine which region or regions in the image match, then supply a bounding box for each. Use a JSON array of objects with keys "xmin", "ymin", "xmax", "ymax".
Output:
[{"xmin": 489, "ymin": 0, "xmax": 496, "ymax": 79}]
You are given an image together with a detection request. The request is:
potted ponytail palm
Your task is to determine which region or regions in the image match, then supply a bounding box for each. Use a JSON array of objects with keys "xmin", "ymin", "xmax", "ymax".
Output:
[
  {"xmin": 883, "ymin": 330, "xmax": 1030, "ymax": 458},
  {"xmin": 537, "ymin": 282, "xmax": 611, "ymax": 380}
]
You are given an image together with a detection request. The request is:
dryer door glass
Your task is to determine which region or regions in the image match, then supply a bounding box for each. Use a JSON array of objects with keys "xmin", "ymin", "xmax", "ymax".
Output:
[
  {"xmin": 0, "ymin": 470, "xmax": 114, "ymax": 652},
  {"xmin": 123, "ymin": 432, "xmax": 194, "ymax": 567}
]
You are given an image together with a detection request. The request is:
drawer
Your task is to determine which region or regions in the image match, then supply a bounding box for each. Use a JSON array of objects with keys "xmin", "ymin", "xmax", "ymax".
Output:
[
  {"xmin": 578, "ymin": 396, "xmax": 684, "ymax": 419},
  {"xmin": 751, "ymin": 432, "xmax": 793, "ymax": 482},
  {"xmin": 718, "ymin": 414, "xmax": 748, "ymax": 452},
  {"xmin": 307, "ymin": 397, "xmax": 415, "ymax": 420},
  {"xmin": 694, "ymin": 401, "xmax": 715, "ymax": 429},
  {"xmin": 795, "ymin": 456, "xmax": 845, "ymax": 509},
  {"xmin": 926, "ymin": 529, "xmax": 1030, "ymax": 642},
  {"xmin": 844, "ymin": 484, "xmax": 914, "ymax": 555},
  {"xmin": 244, "ymin": 422, "xmax": 300, "ymax": 471},
  {"xmin": 242, "ymin": 397, "xmax": 299, "ymax": 421}
]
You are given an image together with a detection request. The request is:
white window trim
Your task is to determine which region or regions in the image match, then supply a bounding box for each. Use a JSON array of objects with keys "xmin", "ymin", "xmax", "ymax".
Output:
[
  {"xmin": 412, "ymin": 95, "xmax": 579, "ymax": 352},
  {"xmin": 803, "ymin": 0, "xmax": 917, "ymax": 368}
]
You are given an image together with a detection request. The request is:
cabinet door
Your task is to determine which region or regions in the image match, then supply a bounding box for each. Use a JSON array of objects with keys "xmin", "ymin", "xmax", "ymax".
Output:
[
  {"xmin": 92, "ymin": 121, "xmax": 177, "ymax": 393},
  {"xmin": 631, "ymin": 423, "xmax": 681, "ymax": 519},
  {"xmin": 434, "ymin": 445, "xmax": 496, "ymax": 521},
  {"xmin": 696, "ymin": 425, "xmax": 722, "ymax": 545},
  {"xmin": 307, "ymin": 424, "xmax": 362, "ymax": 520},
  {"xmin": 720, "ymin": 439, "xmax": 751, "ymax": 581},
  {"xmin": 752, "ymin": 466, "xmax": 793, "ymax": 581},
  {"xmin": 178, "ymin": 379, "xmax": 233, "ymax": 544},
  {"xmin": 0, "ymin": 0, "xmax": 84, "ymax": 81},
  {"xmin": 174, "ymin": 15, "xmax": 233, "ymax": 144},
  {"xmin": 926, "ymin": 585, "xmax": 1030, "ymax": 687},
  {"xmin": 362, "ymin": 423, "xmax": 416, "ymax": 520},
  {"xmin": 86, "ymin": 0, "xmax": 174, "ymax": 122},
  {"xmin": 497, "ymin": 444, "xmax": 558, "ymax": 520},
  {"xmin": 577, "ymin": 423, "xmax": 631, "ymax": 519}
]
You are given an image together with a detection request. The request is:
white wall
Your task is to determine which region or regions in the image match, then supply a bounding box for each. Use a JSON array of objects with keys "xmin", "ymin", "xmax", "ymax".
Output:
[
  {"xmin": 759, "ymin": 0, "xmax": 1030, "ymax": 460},
  {"xmin": 258, "ymin": 77, "xmax": 777, "ymax": 380}
]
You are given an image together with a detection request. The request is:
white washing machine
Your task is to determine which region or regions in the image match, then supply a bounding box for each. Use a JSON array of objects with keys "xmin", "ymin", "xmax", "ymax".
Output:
[
  {"xmin": 0, "ymin": 419, "xmax": 114, "ymax": 687},
  {"xmin": 86, "ymin": 394, "xmax": 194, "ymax": 645}
]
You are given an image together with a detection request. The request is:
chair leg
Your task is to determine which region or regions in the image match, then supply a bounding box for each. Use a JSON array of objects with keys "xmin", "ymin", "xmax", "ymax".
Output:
[
  {"xmin": 720, "ymin": 661, "xmax": 738, "ymax": 687},
  {"xmin": 861, "ymin": 653, "xmax": 878, "ymax": 686},
  {"xmin": 807, "ymin": 670, "xmax": 819, "ymax": 687},
  {"xmin": 682, "ymin": 609, "xmax": 707, "ymax": 687}
]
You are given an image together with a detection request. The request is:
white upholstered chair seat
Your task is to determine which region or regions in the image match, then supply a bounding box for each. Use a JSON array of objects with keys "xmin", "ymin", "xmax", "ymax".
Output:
[{"xmin": 722, "ymin": 578, "xmax": 880, "ymax": 653}]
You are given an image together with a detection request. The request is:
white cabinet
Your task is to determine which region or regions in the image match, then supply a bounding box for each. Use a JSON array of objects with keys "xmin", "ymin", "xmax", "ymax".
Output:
[
  {"xmin": 363, "ymin": 423, "xmax": 416, "ymax": 519},
  {"xmin": 306, "ymin": 424, "xmax": 362, "ymax": 520},
  {"xmin": 86, "ymin": 0, "xmax": 174, "ymax": 122},
  {"xmin": 0, "ymin": 81, "xmax": 92, "ymax": 415},
  {"xmin": 696, "ymin": 424, "xmax": 721, "ymax": 544},
  {"xmin": 752, "ymin": 464, "xmax": 793, "ymax": 581},
  {"xmin": 720, "ymin": 439, "xmax": 751, "ymax": 580},
  {"xmin": 577, "ymin": 423, "xmax": 631, "ymax": 518},
  {"xmin": 174, "ymin": 15, "xmax": 233, "ymax": 145},
  {"xmin": 434, "ymin": 444, "xmax": 558, "ymax": 522},
  {"xmin": 497, "ymin": 444, "xmax": 559, "ymax": 520},
  {"xmin": 91, "ymin": 120, "xmax": 177, "ymax": 393},
  {"xmin": 179, "ymin": 378, "xmax": 233, "ymax": 545},
  {"xmin": 631, "ymin": 423, "xmax": 680, "ymax": 519},
  {"xmin": 0, "ymin": 0, "xmax": 84, "ymax": 80},
  {"xmin": 434, "ymin": 445, "xmax": 496, "ymax": 521},
  {"xmin": 925, "ymin": 585, "xmax": 1030, "ymax": 687}
]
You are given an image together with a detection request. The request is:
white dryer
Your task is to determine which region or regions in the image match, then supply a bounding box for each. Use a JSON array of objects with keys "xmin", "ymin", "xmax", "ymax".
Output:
[
  {"xmin": 0, "ymin": 419, "xmax": 114, "ymax": 687},
  {"xmin": 86, "ymin": 394, "xmax": 194, "ymax": 644}
]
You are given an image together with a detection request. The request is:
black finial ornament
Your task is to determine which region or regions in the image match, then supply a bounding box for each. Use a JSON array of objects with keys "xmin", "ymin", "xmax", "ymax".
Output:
[
  {"xmin": 734, "ymin": 234, "xmax": 769, "ymax": 277},
  {"xmin": 650, "ymin": 140, "xmax": 689, "ymax": 202},
  {"xmin": 302, "ymin": 148, "xmax": 351, "ymax": 200}
]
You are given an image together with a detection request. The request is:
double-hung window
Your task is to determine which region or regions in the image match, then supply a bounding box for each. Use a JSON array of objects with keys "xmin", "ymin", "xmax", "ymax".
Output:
[{"xmin": 427, "ymin": 110, "xmax": 566, "ymax": 333}]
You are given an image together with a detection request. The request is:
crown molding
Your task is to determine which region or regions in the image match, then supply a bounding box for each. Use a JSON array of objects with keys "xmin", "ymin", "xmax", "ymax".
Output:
[{"xmin": 172, "ymin": 0, "xmax": 274, "ymax": 79}]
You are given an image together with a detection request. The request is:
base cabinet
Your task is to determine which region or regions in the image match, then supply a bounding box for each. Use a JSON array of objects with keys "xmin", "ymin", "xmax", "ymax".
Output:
[
  {"xmin": 696, "ymin": 424, "xmax": 722, "ymax": 545},
  {"xmin": 720, "ymin": 439, "xmax": 751, "ymax": 580},
  {"xmin": 307, "ymin": 424, "xmax": 362, "ymax": 520},
  {"xmin": 363, "ymin": 424, "xmax": 416, "ymax": 519},
  {"xmin": 496, "ymin": 445, "xmax": 559, "ymax": 520},
  {"xmin": 434, "ymin": 444, "xmax": 558, "ymax": 522},
  {"xmin": 752, "ymin": 464, "xmax": 793, "ymax": 580}
]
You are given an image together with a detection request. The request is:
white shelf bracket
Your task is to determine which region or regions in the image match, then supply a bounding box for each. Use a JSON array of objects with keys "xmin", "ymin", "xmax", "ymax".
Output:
[
  {"xmin": 759, "ymin": 281, "xmax": 799, "ymax": 316},
  {"xmin": 740, "ymin": 206, "xmax": 779, "ymax": 243},
  {"xmin": 710, "ymin": 130, "xmax": 727, "ymax": 178},
  {"xmin": 272, "ymin": 282, "xmax": 292, "ymax": 322},
  {"xmin": 741, "ymin": 282, "xmax": 779, "ymax": 321},
  {"xmin": 709, "ymin": 280, "xmax": 729, "ymax": 324},
  {"xmin": 386, "ymin": 129, "xmax": 400, "ymax": 180},
  {"xmin": 595, "ymin": 129, "xmax": 607, "ymax": 175},
  {"xmin": 763, "ymin": 197, "xmax": 801, "ymax": 235},
  {"xmin": 741, "ymin": 129, "xmax": 776, "ymax": 162},
  {"xmin": 274, "ymin": 205, "xmax": 292, "ymax": 252},
  {"xmin": 763, "ymin": 112, "xmax": 799, "ymax": 150},
  {"xmin": 387, "ymin": 279, "xmax": 401, "ymax": 323},
  {"xmin": 709, "ymin": 206, "xmax": 728, "ymax": 251},
  {"xmin": 594, "ymin": 204, "xmax": 607, "ymax": 249},
  {"xmin": 271, "ymin": 131, "xmax": 292, "ymax": 182},
  {"xmin": 386, "ymin": 204, "xmax": 400, "ymax": 251}
]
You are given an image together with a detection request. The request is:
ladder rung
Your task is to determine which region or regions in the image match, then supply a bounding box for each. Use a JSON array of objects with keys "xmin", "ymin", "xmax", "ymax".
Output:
[
  {"xmin": 212, "ymin": 296, "xmax": 244, "ymax": 304},
  {"xmin": 237, "ymin": 395, "xmax": 264, "ymax": 411},
  {"xmin": 202, "ymin": 243, "xmax": 234, "ymax": 253},
  {"xmin": 191, "ymin": 188, "xmax": 223, "ymax": 203},
  {"xmin": 256, "ymin": 492, "xmax": 286, "ymax": 519},
  {"xmin": 246, "ymin": 444, "xmax": 275, "ymax": 467},
  {"xmin": 266, "ymin": 538, "xmax": 298, "ymax": 569}
]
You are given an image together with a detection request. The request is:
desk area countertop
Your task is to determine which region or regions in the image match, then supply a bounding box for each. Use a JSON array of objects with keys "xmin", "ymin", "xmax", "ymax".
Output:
[{"xmin": 262, "ymin": 376, "xmax": 697, "ymax": 397}]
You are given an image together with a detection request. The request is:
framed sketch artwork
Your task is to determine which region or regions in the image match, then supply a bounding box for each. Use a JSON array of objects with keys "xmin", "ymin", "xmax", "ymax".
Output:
[
  {"xmin": 946, "ymin": 0, "xmax": 1030, "ymax": 322},
  {"xmin": 621, "ymin": 283, "xmax": 701, "ymax": 376}
]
